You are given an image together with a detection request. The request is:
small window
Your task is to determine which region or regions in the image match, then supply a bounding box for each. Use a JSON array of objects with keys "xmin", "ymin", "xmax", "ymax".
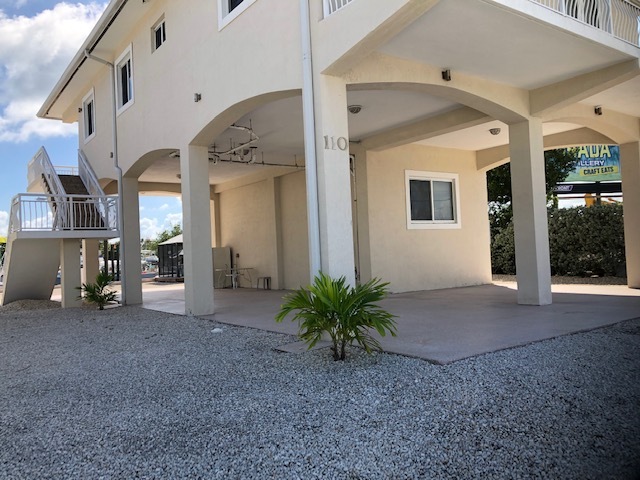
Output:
[
  {"xmin": 405, "ymin": 170, "xmax": 461, "ymax": 229},
  {"xmin": 152, "ymin": 18, "xmax": 166, "ymax": 51},
  {"xmin": 229, "ymin": 0, "xmax": 243, "ymax": 12},
  {"xmin": 218, "ymin": 0, "xmax": 257, "ymax": 29},
  {"xmin": 82, "ymin": 89, "xmax": 96, "ymax": 142},
  {"xmin": 115, "ymin": 45, "xmax": 134, "ymax": 114}
]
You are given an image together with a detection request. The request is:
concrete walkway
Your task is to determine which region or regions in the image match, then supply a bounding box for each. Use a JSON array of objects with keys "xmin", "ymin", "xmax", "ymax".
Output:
[{"xmin": 126, "ymin": 281, "xmax": 640, "ymax": 364}]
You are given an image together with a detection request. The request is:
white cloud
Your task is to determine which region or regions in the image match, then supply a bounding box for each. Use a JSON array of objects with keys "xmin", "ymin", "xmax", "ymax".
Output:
[
  {"xmin": 163, "ymin": 213, "xmax": 182, "ymax": 230},
  {"xmin": 159, "ymin": 203, "xmax": 169, "ymax": 211},
  {"xmin": 139, "ymin": 217, "xmax": 160, "ymax": 240},
  {"xmin": 0, "ymin": 210, "xmax": 8, "ymax": 236},
  {"xmin": 0, "ymin": 2, "xmax": 107, "ymax": 142}
]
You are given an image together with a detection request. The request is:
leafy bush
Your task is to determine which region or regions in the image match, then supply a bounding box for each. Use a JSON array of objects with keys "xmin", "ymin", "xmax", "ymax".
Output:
[
  {"xmin": 490, "ymin": 204, "xmax": 625, "ymax": 276},
  {"xmin": 78, "ymin": 271, "xmax": 117, "ymax": 310},
  {"xmin": 275, "ymin": 272, "xmax": 397, "ymax": 361},
  {"xmin": 491, "ymin": 221, "xmax": 516, "ymax": 275},
  {"xmin": 548, "ymin": 204, "xmax": 625, "ymax": 276}
]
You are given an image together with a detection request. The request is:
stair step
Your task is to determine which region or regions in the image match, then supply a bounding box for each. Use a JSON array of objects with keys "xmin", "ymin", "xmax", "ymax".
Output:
[{"xmin": 58, "ymin": 175, "xmax": 89, "ymax": 195}]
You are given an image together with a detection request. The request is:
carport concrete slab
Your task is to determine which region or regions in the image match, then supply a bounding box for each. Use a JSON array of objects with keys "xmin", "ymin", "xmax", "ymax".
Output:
[{"xmin": 138, "ymin": 282, "xmax": 640, "ymax": 364}]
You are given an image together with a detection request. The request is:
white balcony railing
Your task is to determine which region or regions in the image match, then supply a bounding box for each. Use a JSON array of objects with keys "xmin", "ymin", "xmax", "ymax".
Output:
[
  {"xmin": 323, "ymin": 0, "xmax": 639, "ymax": 47},
  {"xmin": 9, "ymin": 193, "xmax": 119, "ymax": 234},
  {"xmin": 531, "ymin": 0, "xmax": 640, "ymax": 46}
]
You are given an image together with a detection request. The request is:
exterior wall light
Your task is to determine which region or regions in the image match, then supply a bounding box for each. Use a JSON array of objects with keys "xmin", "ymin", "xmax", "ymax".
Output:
[
  {"xmin": 489, "ymin": 128, "xmax": 501, "ymax": 135},
  {"xmin": 194, "ymin": 93, "xmax": 202, "ymax": 103},
  {"xmin": 442, "ymin": 69, "xmax": 451, "ymax": 82},
  {"xmin": 594, "ymin": 106, "xmax": 603, "ymax": 116},
  {"xmin": 348, "ymin": 105, "xmax": 362, "ymax": 114}
]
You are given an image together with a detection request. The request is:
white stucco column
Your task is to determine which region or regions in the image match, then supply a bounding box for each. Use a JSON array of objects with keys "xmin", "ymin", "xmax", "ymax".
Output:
[
  {"xmin": 620, "ymin": 141, "xmax": 640, "ymax": 288},
  {"xmin": 508, "ymin": 118, "xmax": 552, "ymax": 305},
  {"xmin": 180, "ymin": 145, "xmax": 214, "ymax": 316},
  {"xmin": 81, "ymin": 239, "xmax": 100, "ymax": 286},
  {"xmin": 121, "ymin": 177, "xmax": 143, "ymax": 305},
  {"xmin": 60, "ymin": 238, "xmax": 82, "ymax": 308},
  {"xmin": 312, "ymin": 74, "xmax": 356, "ymax": 284}
]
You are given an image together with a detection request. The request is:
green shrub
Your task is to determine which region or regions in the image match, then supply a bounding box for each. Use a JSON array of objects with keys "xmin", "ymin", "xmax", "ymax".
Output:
[
  {"xmin": 490, "ymin": 204, "xmax": 625, "ymax": 277},
  {"xmin": 78, "ymin": 271, "xmax": 117, "ymax": 310},
  {"xmin": 275, "ymin": 272, "xmax": 397, "ymax": 361}
]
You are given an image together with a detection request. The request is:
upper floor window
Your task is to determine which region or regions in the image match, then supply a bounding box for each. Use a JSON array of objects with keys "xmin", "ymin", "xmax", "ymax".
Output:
[
  {"xmin": 405, "ymin": 170, "xmax": 461, "ymax": 229},
  {"xmin": 115, "ymin": 45, "xmax": 134, "ymax": 114},
  {"xmin": 82, "ymin": 89, "xmax": 96, "ymax": 142},
  {"xmin": 218, "ymin": 0, "xmax": 257, "ymax": 29},
  {"xmin": 153, "ymin": 17, "xmax": 166, "ymax": 51}
]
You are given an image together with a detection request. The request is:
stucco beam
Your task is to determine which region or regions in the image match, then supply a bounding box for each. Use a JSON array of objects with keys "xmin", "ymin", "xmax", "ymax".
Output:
[
  {"xmin": 545, "ymin": 103, "xmax": 640, "ymax": 144},
  {"xmin": 136, "ymin": 182, "xmax": 182, "ymax": 195},
  {"xmin": 344, "ymin": 52, "xmax": 529, "ymax": 123},
  {"xmin": 318, "ymin": 0, "xmax": 440, "ymax": 76},
  {"xmin": 212, "ymin": 167, "xmax": 302, "ymax": 194},
  {"xmin": 530, "ymin": 59, "xmax": 640, "ymax": 116},
  {"xmin": 476, "ymin": 127, "xmax": 615, "ymax": 171},
  {"xmin": 361, "ymin": 106, "xmax": 490, "ymax": 151}
]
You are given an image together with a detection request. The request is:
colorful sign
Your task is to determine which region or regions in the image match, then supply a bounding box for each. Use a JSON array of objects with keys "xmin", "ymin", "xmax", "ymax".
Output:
[{"xmin": 564, "ymin": 145, "xmax": 621, "ymax": 182}]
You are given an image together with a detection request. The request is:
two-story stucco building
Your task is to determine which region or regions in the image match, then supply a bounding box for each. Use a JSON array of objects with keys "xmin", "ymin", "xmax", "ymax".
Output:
[{"xmin": 24, "ymin": 0, "xmax": 640, "ymax": 315}]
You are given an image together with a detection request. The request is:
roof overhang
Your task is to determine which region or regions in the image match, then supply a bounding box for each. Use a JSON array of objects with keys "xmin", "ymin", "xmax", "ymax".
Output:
[{"xmin": 37, "ymin": 0, "xmax": 150, "ymax": 122}]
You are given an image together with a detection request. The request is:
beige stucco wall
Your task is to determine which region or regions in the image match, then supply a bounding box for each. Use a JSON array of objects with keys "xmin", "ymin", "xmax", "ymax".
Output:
[
  {"xmin": 365, "ymin": 144, "xmax": 492, "ymax": 293},
  {"xmin": 80, "ymin": 0, "xmax": 303, "ymax": 177},
  {"xmin": 279, "ymin": 171, "xmax": 310, "ymax": 289},
  {"xmin": 218, "ymin": 179, "xmax": 274, "ymax": 288}
]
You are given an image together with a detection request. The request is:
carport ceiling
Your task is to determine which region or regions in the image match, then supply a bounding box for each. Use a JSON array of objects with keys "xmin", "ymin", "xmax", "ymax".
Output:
[
  {"xmin": 378, "ymin": 0, "xmax": 631, "ymax": 90},
  {"xmin": 139, "ymin": 89, "xmax": 583, "ymax": 186}
]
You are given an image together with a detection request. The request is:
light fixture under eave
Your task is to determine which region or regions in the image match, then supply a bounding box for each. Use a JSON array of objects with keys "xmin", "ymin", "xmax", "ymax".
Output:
[
  {"xmin": 489, "ymin": 128, "xmax": 501, "ymax": 136},
  {"xmin": 594, "ymin": 106, "xmax": 603, "ymax": 116},
  {"xmin": 348, "ymin": 105, "xmax": 362, "ymax": 114}
]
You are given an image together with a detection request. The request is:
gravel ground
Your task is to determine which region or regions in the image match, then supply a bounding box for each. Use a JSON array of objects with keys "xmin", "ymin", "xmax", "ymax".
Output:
[{"xmin": 1, "ymin": 306, "xmax": 639, "ymax": 479}]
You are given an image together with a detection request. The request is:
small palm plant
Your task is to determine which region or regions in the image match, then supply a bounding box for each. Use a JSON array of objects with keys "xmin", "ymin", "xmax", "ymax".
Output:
[
  {"xmin": 276, "ymin": 272, "xmax": 397, "ymax": 361},
  {"xmin": 78, "ymin": 271, "xmax": 117, "ymax": 310}
]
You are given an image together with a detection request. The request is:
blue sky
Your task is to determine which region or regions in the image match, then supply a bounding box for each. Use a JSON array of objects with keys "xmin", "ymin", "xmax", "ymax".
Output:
[{"xmin": 0, "ymin": 1, "xmax": 182, "ymax": 239}]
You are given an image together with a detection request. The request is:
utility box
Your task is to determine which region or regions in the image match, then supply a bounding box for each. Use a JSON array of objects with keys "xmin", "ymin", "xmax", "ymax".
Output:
[{"xmin": 213, "ymin": 246, "xmax": 231, "ymax": 289}]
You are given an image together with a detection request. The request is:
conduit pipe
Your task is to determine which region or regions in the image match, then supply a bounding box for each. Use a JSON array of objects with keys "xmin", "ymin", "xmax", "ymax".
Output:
[
  {"xmin": 84, "ymin": 51, "xmax": 127, "ymax": 304},
  {"xmin": 300, "ymin": 0, "xmax": 322, "ymax": 279}
]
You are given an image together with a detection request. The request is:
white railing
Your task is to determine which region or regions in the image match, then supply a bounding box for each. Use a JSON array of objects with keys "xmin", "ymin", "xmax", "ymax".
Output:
[
  {"xmin": 54, "ymin": 166, "xmax": 79, "ymax": 176},
  {"xmin": 323, "ymin": 0, "xmax": 354, "ymax": 17},
  {"xmin": 530, "ymin": 0, "xmax": 640, "ymax": 46},
  {"xmin": 612, "ymin": 0, "xmax": 640, "ymax": 44},
  {"xmin": 27, "ymin": 147, "xmax": 67, "ymax": 197},
  {"xmin": 78, "ymin": 149, "xmax": 105, "ymax": 197},
  {"xmin": 9, "ymin": 193, "xmax": 119, "ymax": 234}
]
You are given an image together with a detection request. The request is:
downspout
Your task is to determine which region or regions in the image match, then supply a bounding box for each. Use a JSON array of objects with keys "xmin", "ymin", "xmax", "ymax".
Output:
[
  {"xmin": 84, "ymin": 51, "xmax": 127, "ymax": 304},
  {"xmin": 300, "ymin": 0, "xmax": 322, "ymax": 279}
]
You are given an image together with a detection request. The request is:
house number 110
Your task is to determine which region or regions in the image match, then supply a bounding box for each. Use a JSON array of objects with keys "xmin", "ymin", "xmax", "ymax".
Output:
[{"xmin": 324, "ymin": 135, "xmax": 348, "ymax": 151}]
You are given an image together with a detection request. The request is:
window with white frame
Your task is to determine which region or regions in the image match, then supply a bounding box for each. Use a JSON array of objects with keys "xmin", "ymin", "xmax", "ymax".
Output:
[
  {"xmin": 115, "ymin": 45, "xmax": 134, "ymax": 114},
  {"xmin": 82, "ymin": 89, "xmax": 96, "ymax": 142},
  {"xmin": 218, "ymin": 0, "xmax": 257, "ymax": 29},
  {"xmin": 152, "ymin": 17, "xmax": 166, "ymax": 51},
  {"xmin": 405, "ymin": 170, "xmax": 461, "ymax": 229}
]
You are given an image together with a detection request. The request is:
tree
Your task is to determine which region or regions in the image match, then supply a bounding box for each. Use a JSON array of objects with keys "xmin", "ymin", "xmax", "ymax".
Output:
[
  {"xmin": 144, "ymin": 224, "xmax": 182, "ymax": 254},
  {"xmin": 487, "ymin": 148, "xmax": 578, "ymax": 234}
]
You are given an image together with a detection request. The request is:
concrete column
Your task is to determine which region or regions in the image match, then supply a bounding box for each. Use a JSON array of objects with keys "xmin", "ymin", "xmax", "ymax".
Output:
[
  {"xmin": 312, "ymin": 74, "xmax": 356, "ymax": 284},
  {"xmin": 180, "ymin": 145, "xmax": 214, "ymax": 316},
  {"xmin": 60, "ymin": 239, "xmax": 82, "ymax": 308},
  {"xmin": 121, "ymin": 177, "xmax": 143, "ymax": 305},
  {"xmin": 81, "ymin": 239, "xmax": 100, "ymax": 286},
  {"xmin": 620, "ymin": 141, "xmax": 640, "ymax": 288},
  {"xmin": 266, "ymin": 177, "xmax": 284, "ymax": 289},
  {"xmin": 508, "ymin": 118, "xmax": 552, "ymax": 305}
]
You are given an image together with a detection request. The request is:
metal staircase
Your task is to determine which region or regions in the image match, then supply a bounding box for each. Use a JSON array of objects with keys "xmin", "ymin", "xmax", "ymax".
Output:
[{"xmin": 0, "ymin": 147, "xmax": 119, "ymax": 306}]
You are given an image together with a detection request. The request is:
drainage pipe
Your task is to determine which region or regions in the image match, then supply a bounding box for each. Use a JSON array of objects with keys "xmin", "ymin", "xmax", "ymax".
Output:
[
  {"xmin": 300, "ymin": 0, "xmax": 322, "ymax": 279},
  {"xmin": 84, "ymin": 51, "xmax": 127, "ymax": 304}
]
